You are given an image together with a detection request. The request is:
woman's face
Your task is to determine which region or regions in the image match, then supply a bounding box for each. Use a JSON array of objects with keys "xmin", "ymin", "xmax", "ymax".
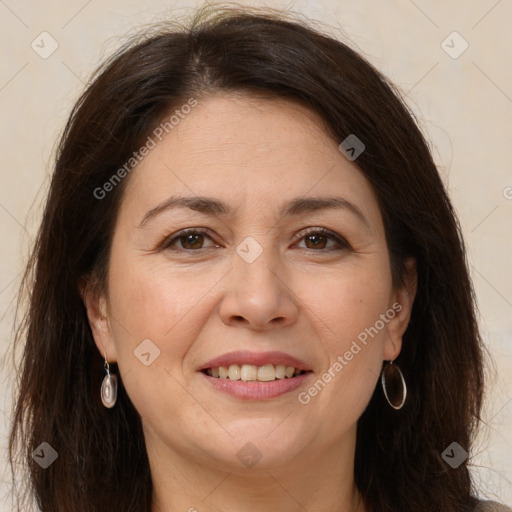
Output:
[{"xmin": 87, "ymin": 93, "xmax": 414, "ymax": 472}]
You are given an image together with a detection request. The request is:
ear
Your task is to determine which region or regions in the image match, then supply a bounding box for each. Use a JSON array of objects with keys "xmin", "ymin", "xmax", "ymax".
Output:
[
  {"xmin": 79, "ymin": 276, "xmax": 118, "ymax": 362},
  {"xmin": 383, "ymin": 258, "xmax": 417, "ymax": 361}
]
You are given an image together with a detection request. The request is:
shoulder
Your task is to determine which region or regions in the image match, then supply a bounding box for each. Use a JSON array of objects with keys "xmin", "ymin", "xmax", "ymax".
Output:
[{"xmin": 475, "ymin": 500, "xmax": 512, "ymax": 512}]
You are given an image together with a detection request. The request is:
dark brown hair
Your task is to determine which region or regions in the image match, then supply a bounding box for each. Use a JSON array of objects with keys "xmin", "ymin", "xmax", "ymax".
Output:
[{"xmin": 9, "ymin": 4, "xmax": 485, "ymax": 511}]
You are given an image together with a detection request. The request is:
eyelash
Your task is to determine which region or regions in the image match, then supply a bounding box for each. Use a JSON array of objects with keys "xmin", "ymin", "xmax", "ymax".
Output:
[{"xmin": 160, "ymin": 227, "xmax": 350, "ymax": 253}]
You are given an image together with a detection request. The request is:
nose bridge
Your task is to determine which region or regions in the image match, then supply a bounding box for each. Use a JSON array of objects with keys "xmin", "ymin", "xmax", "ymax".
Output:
[
  {"xmin": 233, "ymin": 232, "xmax": 282, "ymax": 292},
  {"xmin": 219, "ymin": 232, "xmax": 298, "ymax": 329}
]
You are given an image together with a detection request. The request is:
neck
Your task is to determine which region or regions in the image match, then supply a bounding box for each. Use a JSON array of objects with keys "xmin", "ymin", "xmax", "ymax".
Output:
[{"xmin": 148, "ymin": 424, "xmax": 366, "ymax": 512}]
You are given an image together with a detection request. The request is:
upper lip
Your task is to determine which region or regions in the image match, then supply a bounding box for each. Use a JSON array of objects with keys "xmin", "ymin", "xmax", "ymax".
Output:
[{"xmin": 198, "ymin": 350, "xmax": 312, "ymax": 372}]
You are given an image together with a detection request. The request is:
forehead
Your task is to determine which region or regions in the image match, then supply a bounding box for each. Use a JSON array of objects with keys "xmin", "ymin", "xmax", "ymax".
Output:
[
  {"xmin": 141, "ymin": 94, "xmax": 339, "ymax": 173},
  {"xmin": 119, "ymin": 94, "xmax": 381, "ymax": 228}
]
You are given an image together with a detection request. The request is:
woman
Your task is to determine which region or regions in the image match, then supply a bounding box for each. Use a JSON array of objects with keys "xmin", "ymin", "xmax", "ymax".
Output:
[{"xmin": 9, "ymin": 4, "xmax": 511, "ymax": 512}]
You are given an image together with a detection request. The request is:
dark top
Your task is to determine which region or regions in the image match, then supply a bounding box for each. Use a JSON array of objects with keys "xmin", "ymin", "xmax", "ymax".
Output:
[{"xmin": 476, "ymin": 500, "xmax": 512, "ymax": 511}]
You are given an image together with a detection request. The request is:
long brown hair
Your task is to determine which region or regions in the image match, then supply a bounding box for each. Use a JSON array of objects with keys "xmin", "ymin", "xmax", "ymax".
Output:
[{"xmin": 9, "ymin": 4, "xmax": 485, "ymax": 511}]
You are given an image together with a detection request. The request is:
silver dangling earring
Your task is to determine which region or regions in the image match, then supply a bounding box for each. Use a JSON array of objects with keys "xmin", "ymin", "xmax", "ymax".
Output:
[
  {"xmin": 101, "ymin": 351, "xmax": 118, "ymax": 408},
  {"xmin": 381, "ymin": 360, "xmax": 407, "ymax": 410}
]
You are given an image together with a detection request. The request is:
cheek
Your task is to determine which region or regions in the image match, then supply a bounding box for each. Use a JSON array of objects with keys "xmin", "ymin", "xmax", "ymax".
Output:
[
  {"xmin": 296, "ymin": 259, "xmax": 392, "ymax": 416},
  {"xmin": 302, "ymin": 258, "xmax": 392, "ymax": 348},
  {"xmin": 105, "ymin": 253, "xmax": 214, "ymax": 424},
  {"xmin": 106, "ymin": 250, "xmax": 228, "ymax": 364}
]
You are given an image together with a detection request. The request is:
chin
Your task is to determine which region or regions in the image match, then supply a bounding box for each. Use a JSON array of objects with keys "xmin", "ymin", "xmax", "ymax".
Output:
[{"xmin": 197, "ymin": 419, "xmax": 312, "ymax": 469}]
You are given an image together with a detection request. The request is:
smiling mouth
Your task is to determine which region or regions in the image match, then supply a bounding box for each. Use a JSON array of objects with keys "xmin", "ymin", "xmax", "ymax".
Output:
[{"xmin": 201, "ymin": 363, "xmax": 311, "ymax": 382}]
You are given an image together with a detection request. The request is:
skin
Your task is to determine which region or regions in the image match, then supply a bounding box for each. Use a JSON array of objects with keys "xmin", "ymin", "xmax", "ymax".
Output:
[{"xmin": 84, "ymin": 93, "xmax": 416, "ymax": 512}]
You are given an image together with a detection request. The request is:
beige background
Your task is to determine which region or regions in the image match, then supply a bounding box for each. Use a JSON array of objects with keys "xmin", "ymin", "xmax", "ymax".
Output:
[{"xmin": 1, "ymin": 0, "xmax": 511, "ymax": 509}]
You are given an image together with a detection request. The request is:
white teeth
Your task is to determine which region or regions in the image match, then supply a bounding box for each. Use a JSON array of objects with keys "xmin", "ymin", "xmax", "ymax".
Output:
[
  {"xmin": 228, "ymin": 364, "xmax": 241, "ymax": 380},
  {"xmin": 257, "ymin": 364, "xmax": 276, "ymax": 381},
  {"xmin": 240, "ymin": 364, "xmax": 258, "ymax": 381},
  {"xmin": 207, "ymin": 363, "xmax": 305, "ymax": 381},
  {"xmin": 275, "ymin": 364, "xmax": 286, "ymax": 379}
]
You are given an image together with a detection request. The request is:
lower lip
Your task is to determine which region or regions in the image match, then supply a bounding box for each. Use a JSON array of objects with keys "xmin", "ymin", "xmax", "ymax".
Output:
[{"xmin": 199, "ymin": 371, "xmax": 313, "ymax": 400}]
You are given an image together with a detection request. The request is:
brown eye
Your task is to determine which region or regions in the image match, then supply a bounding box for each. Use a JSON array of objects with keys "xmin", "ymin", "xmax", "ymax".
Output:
[
  {"xmin": 162, "ymin": 229, "xmax": 217, "ymax": 251},
  {"xmin": 178, "ymin": 233, "xmax": 204, "ymax": 250},
  {"xmin": 304, "ymin": 233, "xmax": 329, "ymax": 249},
  {"xmin": 296, "ymin": 228, "xmax": 349, "ymax": 251}
]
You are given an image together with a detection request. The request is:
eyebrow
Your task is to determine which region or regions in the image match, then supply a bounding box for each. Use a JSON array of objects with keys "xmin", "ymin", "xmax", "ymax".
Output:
[{"xmin": 137, "ymin": 195, "xmax": 370, "ymax": 228}]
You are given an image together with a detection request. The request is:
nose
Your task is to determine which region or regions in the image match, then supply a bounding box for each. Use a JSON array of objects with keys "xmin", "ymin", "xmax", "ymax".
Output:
[{"xmin": 219, "ymin": 242, "xmax": 299, "ymax": 331}]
